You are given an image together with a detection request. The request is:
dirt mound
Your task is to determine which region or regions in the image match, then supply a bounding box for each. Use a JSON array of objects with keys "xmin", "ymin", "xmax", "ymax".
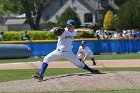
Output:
[{"xmin": 0, "ymin": 71, "xmax": 140, "ymax": 92}]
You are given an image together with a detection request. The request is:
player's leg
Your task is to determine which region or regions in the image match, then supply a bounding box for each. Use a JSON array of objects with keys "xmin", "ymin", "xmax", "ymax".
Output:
[
  {"xmin": 33, "ymin": 50, "xmax": 62, "ymax": 80},
  {"xmin": 89, "ymin": 54, "xmax": 96, "ymax": 65},
  {"xmin": 77, "ymin": 53, "xmax": 84, "ymax": 62},
  {"xmin": 65, "ymin": 51, "xmax": 99, "ymax": 73},
  {"xmin": 40, "ymin": 50, "xmax": 63, "ymax": 75},
  {"xmin": 91, "ymin": 57, "xmax": 96, "ymax": 65}
]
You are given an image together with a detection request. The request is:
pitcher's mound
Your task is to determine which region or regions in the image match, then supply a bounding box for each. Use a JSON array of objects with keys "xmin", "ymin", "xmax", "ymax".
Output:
[{"xmin": 0, "ymin": 71, "xmax": 140, "ymax": 92}]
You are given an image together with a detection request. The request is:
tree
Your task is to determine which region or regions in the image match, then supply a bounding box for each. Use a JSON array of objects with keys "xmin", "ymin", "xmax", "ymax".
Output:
[
  {"xmin": 0, "ymin": 0, "xmax": 23, "ymax": 16},
  {"xmin": 58, "ymin": 6, "xmax": 81, "ymax": 28},
  {"xmin": 21, "ymin": 0, "xmax": 48, "ymax": 30},
  {"xmin": 114, "ymin": 0, "xmax": 140, "ymax": 30},
  {"xmin": 0, "ymin": 0, "xmax": 49, "ymax": 30},
  {"xmin": 103, "ymin": 10, "xmax": 115, "ymax": 30},
  {"xmin": 114, "ymin": 0, "xmax": 128, "ymax": 7}
]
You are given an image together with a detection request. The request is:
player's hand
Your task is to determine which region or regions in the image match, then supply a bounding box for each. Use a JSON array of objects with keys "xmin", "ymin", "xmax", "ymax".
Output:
[
  {"xmin": 82, "ymin": 59, "xmax": 85, "ymax": 62},
  {"xmin": 51, "ymin": 27, "xmax": 65, "ymax": 36}
]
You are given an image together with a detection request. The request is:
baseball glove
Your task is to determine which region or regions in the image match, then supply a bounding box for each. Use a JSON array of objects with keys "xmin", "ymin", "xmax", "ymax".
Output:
[{"xmin": 52, "ymin": 27, "xmax": 65, "ymax": 36}]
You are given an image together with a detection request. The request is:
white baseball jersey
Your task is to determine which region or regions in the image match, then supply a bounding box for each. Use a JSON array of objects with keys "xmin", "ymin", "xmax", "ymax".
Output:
[
  {"xmin": 43, "ymin": 28, "xmax": 85, "ymax": 68},
  {"xmin": 77, "ymin": 46, "xmax": 93, "ymax": 58},
  {"xmin": 57, "ymin": 29, "xmax": 77, "ymax": 51}
]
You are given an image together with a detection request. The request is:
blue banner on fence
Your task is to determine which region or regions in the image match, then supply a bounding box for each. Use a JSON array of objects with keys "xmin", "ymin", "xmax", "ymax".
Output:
[
  {"xmin": 1, "ymin": 39, "xmax": 140, "ymax": 56},
  {"xmin": 25, "ymin": 39, "xmax": 140, "ymax": 56}
]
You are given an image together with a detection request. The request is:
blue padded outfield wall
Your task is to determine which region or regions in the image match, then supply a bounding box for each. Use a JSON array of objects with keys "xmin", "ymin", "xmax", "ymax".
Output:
[{"xmin": 1, "ymin": 39, "xmax": 140, "ymax": 56}]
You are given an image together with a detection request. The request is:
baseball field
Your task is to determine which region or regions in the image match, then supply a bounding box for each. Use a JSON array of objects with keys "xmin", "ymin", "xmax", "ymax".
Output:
[{"xmin": 0, "ymin": 53, "xmax": 140, "ymax": 93}]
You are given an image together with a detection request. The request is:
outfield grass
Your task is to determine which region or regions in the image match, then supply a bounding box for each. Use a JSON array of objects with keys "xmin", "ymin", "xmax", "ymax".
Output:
[
  {"xmin": 0, "ymin": 53, "xmax": 140, "ymax": 64},
  {"xmin": 0, "ymin": 57, "xmax": 43, "ymax": 64},
  {"xmin": 0, "ymin": 67, "xmax": 140, "ymax": 83},
  {"xmin": 94, "ymin": 53, "xmax": 140, "ymax": 60}
]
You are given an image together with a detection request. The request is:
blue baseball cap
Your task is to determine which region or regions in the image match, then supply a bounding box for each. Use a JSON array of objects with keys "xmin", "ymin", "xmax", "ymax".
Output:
[
  {"xmin": 67, "ymin": 20, "xmax": 75, "ymax": 26},
  {"xmin": 81, "ymin": 41, "xmax": 86, "ymax": 44}
]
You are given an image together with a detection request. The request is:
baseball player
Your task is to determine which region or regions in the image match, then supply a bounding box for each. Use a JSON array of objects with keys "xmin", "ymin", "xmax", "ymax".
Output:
[
  {"xmin": 33, "ymin": 20, "xmax": 100, "ymax": 81},
  {"xmin": 77, "ymin": 41, "xmax": 96, "ymax": 65}
]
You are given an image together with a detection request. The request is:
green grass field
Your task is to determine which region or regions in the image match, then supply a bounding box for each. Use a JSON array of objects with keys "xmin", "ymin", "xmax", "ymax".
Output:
[
  {"xmin": 0, "ymin": 68, "xmax": 140, "ymax": 93},
  {"xmin": 0, "ymin": 67, "xmax": 140, "ymax": 83},
  {"xmin": 0, "ymin": 53, "xmax": 140, "ymax": 64},
  {"xmin": 0, "ymin": 53, "xmax": 140, "ymax": 93}
]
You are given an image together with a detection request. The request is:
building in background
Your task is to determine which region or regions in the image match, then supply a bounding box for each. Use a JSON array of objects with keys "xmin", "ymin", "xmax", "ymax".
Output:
[
  {"xmin": 5, "ymin": 18, "xmax": 30, "ymax": 31},
  {"xmin": 0, "ymin": 0, "xmax": 119, "ymax": 31},
  {"xmin": 41, "ymin": 0, "xmax": 119, "ymax": 26}
]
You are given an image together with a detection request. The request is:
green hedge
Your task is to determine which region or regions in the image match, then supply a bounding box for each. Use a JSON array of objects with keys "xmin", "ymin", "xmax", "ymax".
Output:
[
  {"xmin": 2, "ymin": 31, "xmax": 95, "ymax": 41},
  {"xmin": 3, "ymin": 31, "xmax": 57, "ymax": 41},
  {"xmin": 76, "ymin": 32, "xmax": 94, "ymax": 38}
]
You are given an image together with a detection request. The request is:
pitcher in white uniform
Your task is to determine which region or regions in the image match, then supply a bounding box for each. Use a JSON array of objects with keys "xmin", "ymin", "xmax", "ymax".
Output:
[
  {"xmin": 77, "ymin": 41, "xmax": 96, "ymax": 65},
  {"xmin": 33, "ymin": 20, "xmax": 100, "ymax": 81}
]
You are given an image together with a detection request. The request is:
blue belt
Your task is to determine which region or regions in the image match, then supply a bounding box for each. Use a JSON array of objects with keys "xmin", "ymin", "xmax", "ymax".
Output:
[{"xmin": 58, "ymin": 49, "xmax": 67, "ymax": 52}]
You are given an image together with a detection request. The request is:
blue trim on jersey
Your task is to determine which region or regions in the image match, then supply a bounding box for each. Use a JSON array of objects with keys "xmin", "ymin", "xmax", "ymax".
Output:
[{"xmin": 65, "ymin": 36, "xmax": 75, "ymax": 39}]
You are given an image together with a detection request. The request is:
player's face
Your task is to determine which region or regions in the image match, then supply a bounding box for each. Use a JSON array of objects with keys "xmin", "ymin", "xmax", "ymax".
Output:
[
  {"xmin": 67, "ymin": 25, "xmax": 75, "ymax": 32},
  {"xmin": 82, "ymin": 44, "xmax": 86, "ymax": 48}
]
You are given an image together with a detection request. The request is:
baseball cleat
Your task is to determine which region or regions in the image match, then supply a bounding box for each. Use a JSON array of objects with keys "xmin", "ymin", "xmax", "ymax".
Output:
[
  {"xmin": 32, "ymin": 73, "xmax": 43, "ymax": 81},
  {"xmin": 91, "ymin": 69, "xmax": 100, "ymax": 74},
  {"xmin": 93, "ymin": 63, "xmax": 96, "ymax": 65}
]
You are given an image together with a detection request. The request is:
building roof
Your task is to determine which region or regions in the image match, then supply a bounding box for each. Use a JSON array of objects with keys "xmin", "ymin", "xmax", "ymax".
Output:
[
  {"xmin": 108, "ymin": 0, "xmax": 119, "ymax": 10},
  {"xmin": 5, "ymin": 19, "xmax": 27, "ymax": 25},
  {"xmin": 83, "ymin": 0, "xmax": 105, "ymax": 11},
  {"xmin": 83, "ymin": 0, "xmax": 119, "ymax": 11},
  {"xmin": 16, "ymin": 14, "xmax": 26, "ymax": 18}
]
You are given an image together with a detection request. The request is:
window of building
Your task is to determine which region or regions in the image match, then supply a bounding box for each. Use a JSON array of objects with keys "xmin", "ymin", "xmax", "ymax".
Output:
[
  {"xmin": 84, "ymin": 13, "xmax": 93, "ymax": 23},
  {"xmin": 102, "ymin": 0, "xmax": 108, "ymax": 6},
  {"xmin": 60, "ymin": 0, "xmax": 63, "ymax": 7},
  {"xmin": 97, "ymin": 13, "xmax": 103, "ymax": 20},
  {"xmin": 72, "ymin": 0, "xmax": 76, "ymax": 10},
  {"xmin": 45, "ymin": 16, "xmax": 49, "ymax": 21},
  {"xmin": 72, "ymin": 0, "xmax": 76, "ymax": 4},
  {"xmin": 56, "ymin": 15, "xmax": 59, "ymax": 20}
]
